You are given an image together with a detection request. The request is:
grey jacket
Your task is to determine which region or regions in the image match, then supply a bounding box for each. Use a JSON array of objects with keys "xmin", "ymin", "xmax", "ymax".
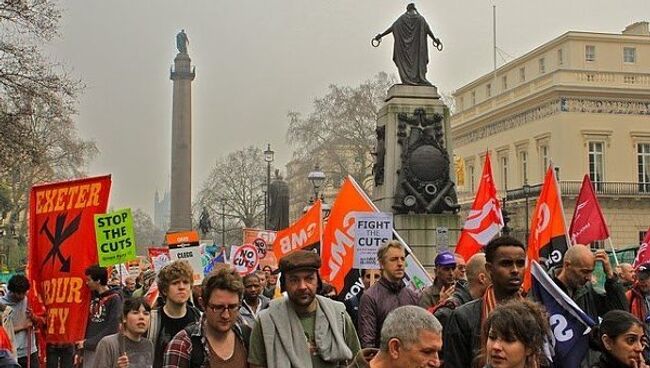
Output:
[{"xmin": 239, "ymin": 295, "xmax": 270, "ymax": 329}]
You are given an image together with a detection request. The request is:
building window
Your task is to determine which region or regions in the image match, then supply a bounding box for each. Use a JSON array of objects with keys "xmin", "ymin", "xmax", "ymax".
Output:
[
  {"xmin": 468, "ymin": 165, "xmax": 475, "ymax": 193},
  {"xmin": 486, "ymin": 83, "xmax": 492, "ymax": 98},
  {"xmin": 519, "ymin": 151, "xmax": 528, "ymax": 185},
  {"xmin": 502, "ymin": 75, "xmax": 508, "ymax": 90},
  {"xmin": 590, "ymin": 240, "xmax": 605, "ymax": 250},
  {"xmin": 539, "ymin": 58, "xmax": 546, "ymax": 74},
  {"xmin": 638, "ymin": 143, "xmax": 650, "ymax": 192},
  {"xmin": 585, "ymin": 45, "xmax": 596, "ymax": 62},
  {"xmin": 459, "ymin": 96, "xmax": 464, "ymax": 110},
  {"xmin": 540, "ymin": 145, "xmax": 549, "ymax": 177},
  {"xmin": 500, "ymin": 156, "xmax": 509, "ymax": 190},
  {"xmin": 471, "ymin": 91, "xmax": 476, "ymax": 106},
  {"xmin": 558, "ymin": 49, "xmax": 563, "ymax": 65},
  {"xmin": 588, "ymin": 142, "xmax": 604, "ymax": 190},
  {"xmin": 519, "ymin": 67, "xmax": 526, "ymax": 82},
  {"xmin": 624, "ymin": 47, "xmax": 636, "ymax": 63}
]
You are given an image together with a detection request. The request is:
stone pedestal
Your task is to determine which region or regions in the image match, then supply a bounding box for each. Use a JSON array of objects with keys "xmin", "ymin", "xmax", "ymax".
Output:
[
  {"xmin": 169, "ymin": 53, "xmax": 195, "ymax": 231},
  {"xmin": 394, "ymin": 214, "xmax": 460, "ymax": 269},
  {"xmin": 373, "ymin": 84, "xmax": 456, "ymax": 212}
]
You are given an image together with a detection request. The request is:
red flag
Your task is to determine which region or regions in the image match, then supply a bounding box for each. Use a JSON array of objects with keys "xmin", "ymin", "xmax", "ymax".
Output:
[
  {"xmin": 524, "ymin": 167, "xmax": 569, "ymax": 290},
  {"xmin": 320, "ymin": 179, "xmax": 374, "ymax": 294},
  {"xmin": 568, "ymin": 175, "xmax": 610, "ymax": 245},
  {"xmin": 633, "ymin": 226, "xmax": 650, "ymax": 269},
  {"xmin": 455, "ymin": 153, "xmax": 503, "ymax": 261},
  {"xmin": 272, "ymin": 200, "xmax": 321, "ymax": 260},
  {"xmin": 27, "ymin": 175, "xmax": 112, "ymax": 344}
]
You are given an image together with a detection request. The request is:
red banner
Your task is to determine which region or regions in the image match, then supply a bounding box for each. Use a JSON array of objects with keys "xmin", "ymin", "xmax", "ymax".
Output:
[
  {"xmin": 455, "ymin": 153, "xmax": 503, "ymax": 261},
  {"xmin": 634, "ymin": 227, "xmax": 650, "ymax": 269},
  {"xmin": 27, "ymin": 175, "xmax": 111, "ymax": 343},
  {"xmin": 524, "ymin": 167, "xmax": 568, "ymax": 290},
  {"xmin": 272, "ymin": 201, "xmax": 321, "ymax": 260},
  {"xmin": 320, "ymin": 180, "xmax": 374, "ymax": 293},
  {"xmin": 568, "ymin": 175, "xmax": 610, "ymax": 245}
]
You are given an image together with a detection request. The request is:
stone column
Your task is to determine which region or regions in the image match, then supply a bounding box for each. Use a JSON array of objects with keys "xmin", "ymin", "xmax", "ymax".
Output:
[{"xmin": 169, "ymin": 52, "xmax": 195, "ymax": 231}]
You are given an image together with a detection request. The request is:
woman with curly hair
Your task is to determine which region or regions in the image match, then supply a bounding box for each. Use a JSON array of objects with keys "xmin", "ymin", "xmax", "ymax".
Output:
[{"xmin": 475, "ymin": 299, "xmax": 551, "ymax": 368}]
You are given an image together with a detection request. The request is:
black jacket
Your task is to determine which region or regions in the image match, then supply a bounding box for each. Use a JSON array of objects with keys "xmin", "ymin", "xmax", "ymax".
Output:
[
  {"xmin": 344, "ymin": 290, "xmax": 363, "ymax": 329},
  {"xmin": 591, "ymin": 352, "xmax": 633, "ymax": 368},
  {"xmin": 442, "ymin": 298, "xmax": 483, "ymax": 368}
]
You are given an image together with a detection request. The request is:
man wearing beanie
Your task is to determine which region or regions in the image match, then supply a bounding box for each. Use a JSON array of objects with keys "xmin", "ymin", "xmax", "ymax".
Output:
[
  {"xmin": 248, "ymin": 250, "xmax": 360, "ymax": 368},
  {"xmin": 419, "ymin": 251, "xmax": 457, "ymax": 309}
]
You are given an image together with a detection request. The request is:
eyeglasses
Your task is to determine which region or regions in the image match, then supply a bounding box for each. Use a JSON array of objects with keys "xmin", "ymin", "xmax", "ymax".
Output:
[{"xmin": 206, "ymin": 303, "xmax": 240, "ymax": 314}]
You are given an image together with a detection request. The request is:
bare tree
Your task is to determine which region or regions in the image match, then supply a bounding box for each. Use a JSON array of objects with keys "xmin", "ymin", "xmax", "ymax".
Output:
[
  {"xmin": 0, "ymin": 1, "xmax": 92, "ymax": 268},
  {"xmin": 132, "ymin": 209, "xmax": 165, "ymax": 256},
  {"xmin": 194, "ymin": 146, "xmax": 268, "ymax": 241},
  {"xmin": 286, "ymin": 72, "xmax": 396, "ymax": 195}
]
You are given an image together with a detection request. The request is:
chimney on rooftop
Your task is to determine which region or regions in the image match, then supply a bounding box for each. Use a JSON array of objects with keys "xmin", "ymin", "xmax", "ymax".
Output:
[{"xmin": 622, "ymin": 21, "xmax": 650, "ymax": 36}]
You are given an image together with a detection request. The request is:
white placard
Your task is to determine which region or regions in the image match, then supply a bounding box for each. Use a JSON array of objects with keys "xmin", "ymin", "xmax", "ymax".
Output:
[
  {"xmin": 353, "ymin": 212, "xmax": 393, "ymax": 269},
  {"xmin": 169, "ymin": 244, "xmax": 204, "ymax": 285}
]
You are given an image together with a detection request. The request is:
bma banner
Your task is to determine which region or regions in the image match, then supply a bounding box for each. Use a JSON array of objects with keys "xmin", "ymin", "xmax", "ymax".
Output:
[
  {"xmin": 167, "ymin": 231, "xmax": 203, "ymax": 285},
  {"xmin": 27, "ymin": 175, "xmax": 112, "ymax": 344},
  {"xmin": 353, "ymin": 212, "xmax": 393, "ymax": 269},
  {"xmin": 95, "ymin": 208, "xmax": 136, "ymax": 267}
]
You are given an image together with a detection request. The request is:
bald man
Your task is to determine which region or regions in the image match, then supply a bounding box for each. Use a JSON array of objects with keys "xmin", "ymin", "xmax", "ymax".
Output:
[
  {"xmin": 617, "ymin": 262, "xmax": 635, "ymax": 289},
  {"xmin": 547, "ymin": 245, "xmax": 628, "ymax": 366}
]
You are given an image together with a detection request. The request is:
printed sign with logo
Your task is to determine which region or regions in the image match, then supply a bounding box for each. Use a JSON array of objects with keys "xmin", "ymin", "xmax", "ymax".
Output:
[
  {"xmin": 436, "ymin": 227, "xmax": 449, "ymax": 250},
  {"xmin": 243, "ymin": 228, "xmax": 277, "ymax": 270},
  {"xmin": 167, "ymin": 230, "xmax": 203, "ymax": 285},
  {"xmin": 231, "ymin": 244, "xmax": 259, "ymax": 275},
  {"xmin": 148, "ymin": 247, "xmax": 170, "ymax": 272},
  {"xmin": 353, "ymin": 212, "xmax": 393, "ymax": 269},
  {"xmin": 94, "ymin": 208, "xmax": 137, "ymax": 267}
]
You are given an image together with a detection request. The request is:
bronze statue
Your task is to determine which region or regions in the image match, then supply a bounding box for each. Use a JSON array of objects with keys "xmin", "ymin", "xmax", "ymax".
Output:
[
  {"xmin": 176, "ymin": 29, "xmax": 189, "ymax": 54},
  {"xmin": 373, "ymin": 3, "xmax": 442, "ymax": 86},
  {"xmin": 198, "ymin": 207, "xmax": 212, "ymax": 236},
  {"xmin": 268, "ymin": 170, "xmax": 290, "ymax": 231}
]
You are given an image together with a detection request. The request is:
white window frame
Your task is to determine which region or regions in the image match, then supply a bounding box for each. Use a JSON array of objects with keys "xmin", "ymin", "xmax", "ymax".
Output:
[
  {"xmin": 519, "ymin": 67, "xmax": 526, "ymax": 82},
  {"xmin": 539, "ymin": 58, "xmax": 546, "ymax": 74},
  {"xmin": 585, "ymin": 45, "xmax": 596, "ymax": 62},
  {"xmin": 624, "ymin": 47, "xmax": 636, "ymax": 63},
  {"xmin": 486, "ymin": 83, "xmax": 492, "ymax": 98},
  {"xmin": 519, "ymin": 151, "xmax": 528, "ymax": 185},
  {"xmin": 638, "ymin": 143, "xmax": 650, "ymax": 193},
  {"xmin": 588, "ymin": 141, "xmax": 605, "ymax": 190},
  {"xmin": 502, "ymin": 75, "xmax": 508, "ymax": 90},
  {"xmin": 557, "ymin": 49, "xmax": 564, "ymax": 65}
]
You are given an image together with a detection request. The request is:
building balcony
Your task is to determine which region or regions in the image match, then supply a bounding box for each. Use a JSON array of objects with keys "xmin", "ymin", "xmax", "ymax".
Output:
[{"xmin": 457, "ymin": 181, "xmax": 650, "ymax": 204}]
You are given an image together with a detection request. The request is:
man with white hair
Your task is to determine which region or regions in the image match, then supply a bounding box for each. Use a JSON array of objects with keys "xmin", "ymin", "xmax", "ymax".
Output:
[{"xmin": 347, "ymin": 306, "xmax": 443, "ymax": 368}]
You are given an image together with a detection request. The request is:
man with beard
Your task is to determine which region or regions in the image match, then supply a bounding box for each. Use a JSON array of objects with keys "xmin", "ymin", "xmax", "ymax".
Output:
[
  {"xmin": 443, "ymin": 235, "xmax": 526, "ymax": 368},
  {"xmin": 358, "ymin": 241, "xmax": 419, "ymax": 349},
  {"xmin": 249, "ymin": 250, "xmax": 360, "ymax": 368},
  {"xmin": 164, "ymin": 268, "xmax": 251, "ymax": 367},
  {"xmin": 94, "ymin": 297, "xmax": 153, "ymax": 368},
  {"xmin": 239, "ymin": 273, "xmax": 270, "ymax": 329},
  {"xmin": 419, "ymin": 251, "xmax": 457, "ymax": 309}
]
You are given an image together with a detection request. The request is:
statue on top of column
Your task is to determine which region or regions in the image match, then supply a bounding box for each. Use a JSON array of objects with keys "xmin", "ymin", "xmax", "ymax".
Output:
[
  {"xmin": 373, "ymin": 3, "xmax": 443, "ymax": 86},
  {"xmin": 176, "ymin": 29, "xmax": 189, "ymax": 54}
]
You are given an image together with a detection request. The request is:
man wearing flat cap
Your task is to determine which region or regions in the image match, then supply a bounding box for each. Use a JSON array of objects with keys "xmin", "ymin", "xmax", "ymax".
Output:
[{"xmin": 248, "ymin": 250, "xmax": 360, "ymax": 368}]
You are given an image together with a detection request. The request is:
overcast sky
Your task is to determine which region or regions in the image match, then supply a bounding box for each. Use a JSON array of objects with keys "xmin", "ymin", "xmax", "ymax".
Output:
[{"xmin": 46, "ymin": 0, "xmax": 649, "ymax": 216}]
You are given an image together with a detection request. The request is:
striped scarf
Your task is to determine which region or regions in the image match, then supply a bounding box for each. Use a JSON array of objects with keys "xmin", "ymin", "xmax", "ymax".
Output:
[{"xmin": 481, "ymin": 285, "xmax": 523, "ymax": 323}]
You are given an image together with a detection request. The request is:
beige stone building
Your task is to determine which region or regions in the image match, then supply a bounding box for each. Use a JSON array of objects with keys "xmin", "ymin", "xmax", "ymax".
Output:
[{"xmin": 451, "ymin": 22, "xmax": 650, "ymax": 249}]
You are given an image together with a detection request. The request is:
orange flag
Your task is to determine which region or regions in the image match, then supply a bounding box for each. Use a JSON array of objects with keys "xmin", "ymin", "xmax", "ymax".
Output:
[
  {"xmin": 320, "ymin": 178, "xmax": 374, "ymax": 294},
  {"xmin": 273, "ymin": 200, "xmax": 322, "ymax": 260},
  {"xmin": 455, "ymin": 153, "xmax": 503, "ymax": 261},
  {"xmin": 524, "ymin": 166, "xmax": 569, "ymax": 290}
]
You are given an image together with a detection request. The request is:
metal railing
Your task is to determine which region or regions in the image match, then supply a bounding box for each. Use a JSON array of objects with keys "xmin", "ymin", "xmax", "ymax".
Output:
[{"xmin": 504, "ymin": 181, "xmax": 650, "ymax": 201}]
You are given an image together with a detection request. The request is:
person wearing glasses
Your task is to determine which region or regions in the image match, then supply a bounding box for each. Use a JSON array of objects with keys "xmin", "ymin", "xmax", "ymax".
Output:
[
  {"xmin": 163, "ymin": 267, "xmax": 250, "ymax": 367},
  {"xmin": 248, "ymin": 250, "xmax": 360, "ymax": 368}
]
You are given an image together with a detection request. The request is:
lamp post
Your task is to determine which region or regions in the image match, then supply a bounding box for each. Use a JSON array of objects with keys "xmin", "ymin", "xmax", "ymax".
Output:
[
  {"xmin": 263, "ymin": 144, "xmax": 274, "ymax": 229},
  {"xmin": 307, "ymin": 164, "xmax": 326, "ymax": 202}
]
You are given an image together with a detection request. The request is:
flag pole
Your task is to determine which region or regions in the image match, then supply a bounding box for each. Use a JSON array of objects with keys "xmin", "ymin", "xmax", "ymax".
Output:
[{"xmin": 606, "ymin": 238, "xmax": 620, "ymax": 267}]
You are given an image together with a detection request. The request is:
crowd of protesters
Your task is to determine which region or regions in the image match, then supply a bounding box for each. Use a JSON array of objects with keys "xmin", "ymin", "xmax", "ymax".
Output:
[{"xmin": 1, "ymin": 234, "xmax": 650, "ymax": 367}]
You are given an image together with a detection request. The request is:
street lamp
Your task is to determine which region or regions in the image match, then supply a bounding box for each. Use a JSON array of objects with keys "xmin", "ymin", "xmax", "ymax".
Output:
[
  {"xmin": 263, "ymin": 144, "xmax": 274, "ymax": 229},
  {"xmin": 523, "ymin": 180, "xmax": 531, "ymax": 243},
  {"xmin": 307, "ymin": 164, "xmax": 326, "ymax": 201}
]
